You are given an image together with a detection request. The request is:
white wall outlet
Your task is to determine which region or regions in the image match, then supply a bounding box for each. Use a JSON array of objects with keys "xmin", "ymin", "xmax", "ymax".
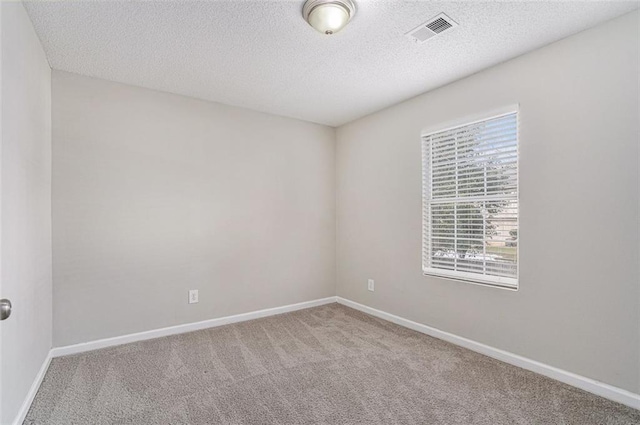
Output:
[
  {"xmin": 367, "ymin": 279, "xmax": 375, "ymax": 292},
  {"xmin": 188, "ymin": 289, "xmax": 199, "ymax": 304}
]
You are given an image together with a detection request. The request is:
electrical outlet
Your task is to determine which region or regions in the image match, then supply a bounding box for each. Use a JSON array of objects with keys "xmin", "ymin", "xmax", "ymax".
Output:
[
  {"xmin": 367, "ymin": 279, "xmax": 375, "ymax": 292},
  {"xmin": 188, "ymin": 289, "xmax": 199, "ymax": 304}
]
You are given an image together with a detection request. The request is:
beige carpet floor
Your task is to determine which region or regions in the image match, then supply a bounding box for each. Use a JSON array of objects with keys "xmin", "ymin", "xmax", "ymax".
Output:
[{"xmin": 25, "ymin": 303, "xmax": 640, "ymax": 424}]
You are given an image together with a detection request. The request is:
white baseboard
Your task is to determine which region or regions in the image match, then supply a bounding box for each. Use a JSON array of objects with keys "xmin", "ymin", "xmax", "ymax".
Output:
[
  {"xmin": 50, "ymin": 296, "xmax": 337, "ymax": 358},
  {"xmin": 12, "ymin": 351, "xmax": 52, "ymax": 425},
  {"xmin": 336, "ymin": 296, "xmax": 640, "ymax": 411}
]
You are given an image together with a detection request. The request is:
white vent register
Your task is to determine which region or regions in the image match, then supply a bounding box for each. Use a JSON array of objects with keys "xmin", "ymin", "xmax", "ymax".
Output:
[{"xmin": 407, "ymin": 13, "xmax": 458, "ymax": 43}]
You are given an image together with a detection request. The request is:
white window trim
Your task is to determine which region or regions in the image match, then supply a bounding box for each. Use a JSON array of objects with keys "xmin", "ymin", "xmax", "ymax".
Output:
[{"xmin": 421, "ymin": 105, "xmax": 520, "ymax": 290}]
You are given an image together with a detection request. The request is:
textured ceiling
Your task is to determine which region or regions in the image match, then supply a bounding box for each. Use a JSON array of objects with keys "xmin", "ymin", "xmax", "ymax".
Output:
[{"xmin": 24, "ymin": 1, "xmax": 638, "ymax": 126}]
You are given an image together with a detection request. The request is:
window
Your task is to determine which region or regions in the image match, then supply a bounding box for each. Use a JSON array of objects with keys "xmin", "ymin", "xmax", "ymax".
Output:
[{"xmin": 422, "ymin": 108, "xmax": 518, "ymax": 289}]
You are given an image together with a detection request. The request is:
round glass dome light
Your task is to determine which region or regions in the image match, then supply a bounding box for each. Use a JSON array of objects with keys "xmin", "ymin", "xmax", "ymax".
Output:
[{"xmin": 303, "ymin": 0, "xmax": 356, "ymax": 35}]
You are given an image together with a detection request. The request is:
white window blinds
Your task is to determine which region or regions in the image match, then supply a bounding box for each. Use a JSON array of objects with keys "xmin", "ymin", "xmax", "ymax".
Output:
[{"xmin": 422, "ymin": 110, "xmax": 519, "ymax": 289}]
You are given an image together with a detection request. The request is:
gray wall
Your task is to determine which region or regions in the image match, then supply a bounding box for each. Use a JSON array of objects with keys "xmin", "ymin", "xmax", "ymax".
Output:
[
  {"xmin": 1, "ymin": 3, "xmax": 52, "ymax": 424},
  {"xmin": 52, "ymin": 71, "xmax": 336, "ymax": 346},
  {"xmin": 336, "ymin": 11, "xmax": 639, "ymax": 393}
]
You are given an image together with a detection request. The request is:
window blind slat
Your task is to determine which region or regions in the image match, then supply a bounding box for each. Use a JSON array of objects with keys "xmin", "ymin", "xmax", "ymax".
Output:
[
  {"xmin": 431, "ymin": 152, "xmax": 518, "ymax": 169},
  {"xmin": 429, "ymin": 118, "xmax": 517, "ymax": 143},
  {"xmin": 430, "ymin": 132, "xmax": 519, "ymax": 154}
]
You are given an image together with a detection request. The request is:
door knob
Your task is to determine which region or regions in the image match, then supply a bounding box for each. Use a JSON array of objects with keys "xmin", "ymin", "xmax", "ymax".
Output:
[{"xmin": 0, "ymin": 299, "xmax": 11, "ymax": 320}]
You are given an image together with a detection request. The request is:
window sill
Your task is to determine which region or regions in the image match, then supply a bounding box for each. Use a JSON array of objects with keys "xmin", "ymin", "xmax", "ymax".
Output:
[{"xmin": 423, "ymin": 268, "xmax": 518, "ymax": 291}]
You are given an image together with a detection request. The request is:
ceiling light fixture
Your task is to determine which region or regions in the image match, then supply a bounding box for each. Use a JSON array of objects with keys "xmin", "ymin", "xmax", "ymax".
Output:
[{"xmin": 302, "ymin": 0, "xmax": 356, "ymax": 35}]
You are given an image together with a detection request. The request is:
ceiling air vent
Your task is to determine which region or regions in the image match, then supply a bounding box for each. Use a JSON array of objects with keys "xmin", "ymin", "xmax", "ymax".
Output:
[{"xmin": 406, "ymin": 13, "xmax": 458, "ymax": 43}]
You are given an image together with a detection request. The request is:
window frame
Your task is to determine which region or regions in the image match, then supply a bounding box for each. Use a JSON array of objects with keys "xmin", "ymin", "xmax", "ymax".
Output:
[{"xmin": 421, "ymin": 105, "xmax": 520, "ymax": 290}]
